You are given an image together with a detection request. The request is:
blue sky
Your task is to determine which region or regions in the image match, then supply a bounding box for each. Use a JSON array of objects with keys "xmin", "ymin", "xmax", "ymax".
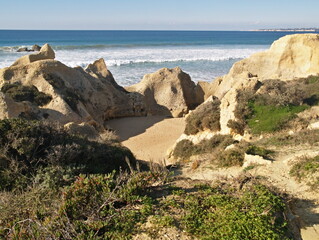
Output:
[{"xmin": 1, "ymin": 0, "xmax": 318, "ymax": 30}]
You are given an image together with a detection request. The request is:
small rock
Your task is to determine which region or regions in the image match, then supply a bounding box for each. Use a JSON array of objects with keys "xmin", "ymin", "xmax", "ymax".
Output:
[
  {"xmin": 32, "ymin": 44, "xmax": 41, "ymax": 51},
  {"xmin": 243, "ymin": 153, "xmax": 272, "ymax": 168},
  {"xmin": 17, "ymin": 47, "xmax": 30, "ymax": 52}
]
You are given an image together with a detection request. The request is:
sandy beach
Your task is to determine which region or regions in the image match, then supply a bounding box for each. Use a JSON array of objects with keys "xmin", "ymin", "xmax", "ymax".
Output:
[{"xmin": 106, "ymin": 116, "xmax": 185, "ymax": 163}]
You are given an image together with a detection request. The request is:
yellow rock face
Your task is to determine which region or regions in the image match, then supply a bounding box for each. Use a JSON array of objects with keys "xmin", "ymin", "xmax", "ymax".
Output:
[{"xmin": 210, "ymin": 34, "xmax": 319, "ymax": 99}]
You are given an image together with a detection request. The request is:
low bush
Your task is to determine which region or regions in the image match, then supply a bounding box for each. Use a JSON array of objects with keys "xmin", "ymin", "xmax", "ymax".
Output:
[
  {"xmin": 257, "ymin": 129, "xmax": 319, "ymax": 147},
  {"xmin": 233, "ymin": 77, "xmax": 319, "ymax": 134},
  {"xmin": 151, "ymin": 179, "xmax": 292, "ymax": 240},
  {"xmin": 217, "ymin": 148, "xmax": 245, "ymax": 167},
  {"xmin": 0, "ymin": 168, "xmax": 295, "ymax": 239},
  {"xmin": 185, "ymin": 99, "xmax": 221, "ymax": 135},
  {"xmin": 1, "ymin": 82, "xmax": 52, "ymax": 106},
  {"xmin": 227, "ymin": 119, "xmax": 246, "ymax": 135},
  {"xmin": 172, "ymin": 134, "xmax": 234, "ymax": 161},
  {"xmin": 0, "ymin": 118, "xmax": 135, "ymax": 191},
  {"xmin": 246, "ymin": 145, "xmax": 274, "ymax": 159},
  {"xmin": 290, "ymin": 155, "xmax": 319, "ymax": 190}
]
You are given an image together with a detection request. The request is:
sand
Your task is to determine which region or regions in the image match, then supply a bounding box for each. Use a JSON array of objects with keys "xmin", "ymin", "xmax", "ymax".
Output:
[{"xmin": 106, "ymin": 116, "xmax": 185, "ymax": 163}]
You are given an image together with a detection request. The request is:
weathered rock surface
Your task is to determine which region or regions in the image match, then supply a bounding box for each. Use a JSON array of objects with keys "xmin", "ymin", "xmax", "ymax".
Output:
[
  {"xmin": 187, "ymin": 34, "xmax": 319, "ymax": 137},
  {"xmin": 17, "ymin": 45, "xmax": 42, "ymax": 52},
  {"xmin": 32, "ymin": 44, "xmax": 41, "ymax": 51},
  {"xmin": 126, "ymin": 67, "xmax": 202, "ymax": 117},
  {"xmin": 85, "ymin": 58, "xmax": 126, "ymax": 92},
  {"xmin": 17, "ymin": 47, "xmax": 30, "ymax": 52},
  {"xmin": 12, "ymin": 44, "xmax": 55, "ymax": 66},
  {"xmin": 1, "ymin": 45, "xmax": 204, "ymax": 133},
  {"xmin": 210, "ymin": 34, "xmax": 319, "ymax": 99},
  {"xmin": 243, "ymin": 153, "xmax": 272, "ymax": 168},
  {"xmin": 0, "ymin": 44, "xmax": 147, "ymax": 130}
]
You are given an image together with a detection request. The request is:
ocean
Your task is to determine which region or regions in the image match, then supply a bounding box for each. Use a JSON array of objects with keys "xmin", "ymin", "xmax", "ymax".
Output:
[{"xmin": 0, "ymin": 30, "xmax": 316, "ymax": 86}]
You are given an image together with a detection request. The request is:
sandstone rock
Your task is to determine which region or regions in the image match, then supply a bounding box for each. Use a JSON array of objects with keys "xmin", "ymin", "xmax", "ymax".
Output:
[
  {"xmin": 195, "ymin": 35, "xmax": 319, "ymax": 136},
  {"xmin": 307, "ymin": 121, "xmax": 319, "ymax": 130},
  {"xmin": 0, "ymin": 47, "xmax": 147, "ymax": 130},
  {"xmin": 243, "ymin": 153, "xmax": 272, "ymax": 168},
  {"xmin": 17, "ymin": 47, "xmax": 30, "ymax": 52},
  {"xmin": 126, "ymin": 67, "xmax": 202, "ymax": 117},
  {"xmin": 32, "ymin": 44, "xmax": 41, "ymax": 51},
  {"xmin": 211, "ymin": 34, "xmax": 319, "ymax": 99},
  {"xmin": 170, "ymin": 34, "xmax": 319, "ymax": 161},
  {"xmin": 12, "ymin": 43, "xmax": 55, "ymax": 66},
  {"xmin": 85, "ymin": 58, "xmax": 126, "ymax": 92}
]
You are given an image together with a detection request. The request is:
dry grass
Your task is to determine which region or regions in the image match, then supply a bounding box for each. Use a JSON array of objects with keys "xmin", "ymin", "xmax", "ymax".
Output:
[{"xmin": 184, "ymin": 98, "xmax": 221, "ymax": 135}]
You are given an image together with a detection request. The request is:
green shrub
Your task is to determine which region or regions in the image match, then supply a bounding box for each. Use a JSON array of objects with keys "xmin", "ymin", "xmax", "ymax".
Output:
[
  {"xmin": 246, "ymin": 145, "xmax": 274, "ymax": 159},
  {"xmin": 227, "ymin": 119, "xmax": 246, "ymax": 135},
  {"xmin": 185, "ymin": 99, "xmax": 221, "ymax": 135},
  {"xmin": 218, "ymin": 148, "xmax": 245, "ymax": 167},
  {"xmin": 173, "ymin": 140, "xmax": 197, "ymax": 160},
  {"xmin": 152, "ymin": 180, "xmax": 291, "ymax": 240},
  {"xmin": 290, "ymin": 155, "xmax": 319, "ymax": 190},
  {"xmin": 53, "ymin": 171, "xmax": 162, "ymax": 239},
  {"xmin": 0, "ymin": 118, "xmax": 135, "ymax": 191},
  {"xmin": 1, "ymin": 82, "xmax": 52, "ymax": 106},
  {"xmin": 181, "ymin": 184, "xmax": 288, "ymax": 239},
  {"xmin": 172, "ymin": 134, "xmax": 234, "ymax": 161},
  {"xmin": 234, "ymin": 78, "xmax": 319, "ymax": 134},
  {"xmin": 0, "ymin": 170, "xmax": 295, "ymax": 239}
]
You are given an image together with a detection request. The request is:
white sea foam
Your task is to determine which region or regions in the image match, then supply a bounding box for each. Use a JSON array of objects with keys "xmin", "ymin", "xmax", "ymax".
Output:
[
  {"xmin": 0, "ymin": 45, "xmax": 267, "ymax": 85},
  {"xmin": 53, "ymin": 46, "xmax": 266, "ymax": 68}
]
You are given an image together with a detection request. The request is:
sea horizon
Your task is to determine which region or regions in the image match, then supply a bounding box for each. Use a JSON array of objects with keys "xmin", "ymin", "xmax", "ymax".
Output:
[{"xmin": 1, "ymin": 30, "xmax": 318, "ymax": 86}]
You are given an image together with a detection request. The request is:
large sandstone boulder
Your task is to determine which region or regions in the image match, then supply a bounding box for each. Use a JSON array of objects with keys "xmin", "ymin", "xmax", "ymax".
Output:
[
  {"xmin": 0, "ymin": 46, "xmax": 146, "ymax": 130},
  {"xmin": 12, "ymin": 43, "xmax": 55, "ymax": 66},
  {"xmin": 126, "ymin": 67, "xmax": 202, "ymax": 117}
]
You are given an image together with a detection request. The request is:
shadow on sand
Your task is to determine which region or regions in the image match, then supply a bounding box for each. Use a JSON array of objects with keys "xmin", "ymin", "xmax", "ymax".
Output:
[{"xmin": 105, "ymin": 116, "xmax": 168, "ymax": 141}]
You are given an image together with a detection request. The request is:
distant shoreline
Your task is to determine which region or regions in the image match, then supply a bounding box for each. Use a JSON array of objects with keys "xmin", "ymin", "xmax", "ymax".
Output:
[{"xmin": 252, "ymin": 28, "xmax": 318, "ymax": 32}]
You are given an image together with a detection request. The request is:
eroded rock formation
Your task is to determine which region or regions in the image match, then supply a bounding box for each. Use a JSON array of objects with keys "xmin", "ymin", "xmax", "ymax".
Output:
[{"xmin": 126, "ymin": 67, "xmax": 202, "ymax": 117}]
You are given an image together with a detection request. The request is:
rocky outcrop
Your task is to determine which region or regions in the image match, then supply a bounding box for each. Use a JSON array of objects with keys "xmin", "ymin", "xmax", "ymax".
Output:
[
  {"xmin": 85, "ymin": 58, "xmax": 126, "ymax": 92},
  {"xmin": 12, "ymin": 44, "xmax": 55, "ymax": 66},
  {"xmin": 17, "ymin": 44, "xmax": 41, "ymax": 52},
  {"xmin": 0, "ymin": 45, "xmax": 204, "ymax": 133},
  {"xmin": 17, "ymin": 47, "xmax": 30, "ymax": 52},
  {"xmin": 0, "ymin": 44, "xmax": 148, "ymax": 130},
  {"xmin": 209, "ymin": 34, "xmax": 319, "ymax": 99},
  {"xmin": 126, "ymin": 67, "xmax": 202, "ymax": 117},
  {"xmin": 192, "ymin": 34, "xmax": 319, "ymax": 136},
  {"xmin": 243, "ymin": 154, "xmax": 272, "ymax": 168},
  {"xmin": 32, "ymin": 44, "xmax": 41, "ymax": 51},
  {"xmin": 169, "ymin": 34, "xmax": 319, "ymax": 163}
]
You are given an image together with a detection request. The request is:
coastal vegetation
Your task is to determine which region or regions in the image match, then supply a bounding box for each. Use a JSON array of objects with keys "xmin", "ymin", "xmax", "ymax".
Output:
[
  {"xmin": 0, "ymin": 118, "xmax": 134, "ymax": 191},
  {"xmin": 232, "ymin": 76, "xmax": 319, "ymax": 135},
  {"xmin": 1, "ymin": 82, "xmax": 52, "ymax": 106},
  {"xmin": 0, "ymin": 119, "xmax": 294, "ymax": 239},
  {"xmin": 290, "ymin": 155, "xmax": 319, "ymax": 190},
  {"xmin": 185, "ymin": 99, "xmax": 221, "ymax": 135}
]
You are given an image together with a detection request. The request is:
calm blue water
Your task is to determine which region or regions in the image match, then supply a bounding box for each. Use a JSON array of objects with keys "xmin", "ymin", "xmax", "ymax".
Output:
[{"xmin": 0, "ymin": 30, "xmax": 316, "ymax": 85}]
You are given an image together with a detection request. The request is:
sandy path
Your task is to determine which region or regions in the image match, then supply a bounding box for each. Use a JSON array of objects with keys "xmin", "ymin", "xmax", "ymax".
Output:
[{"xmin": 106, "ymin": 116, "xmax": 185, "ymax": 163}]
